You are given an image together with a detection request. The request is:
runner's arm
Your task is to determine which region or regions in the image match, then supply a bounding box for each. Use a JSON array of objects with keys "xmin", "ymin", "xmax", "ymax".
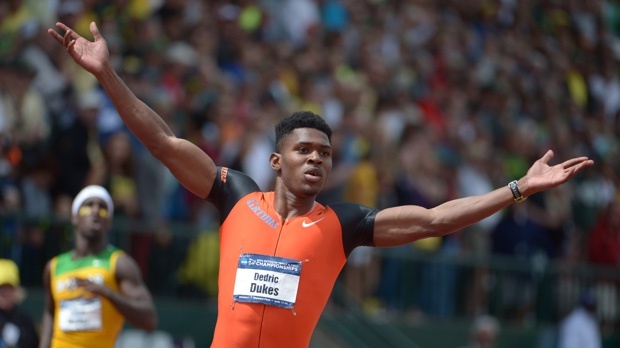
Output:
[
  {"xmin": 373, "ymin": 150, "xmax": 593, "ymax": 247},
  {"xmin": 38, "ymin": 262, "xmax": 54, "ymax": 348},
  {"xmin": 48, "ymin": 21, "xmax": 216, "ymax": 198},
  {"xmin": 73, "ymin": 253, "xmax": 157, "ymax": 330}
]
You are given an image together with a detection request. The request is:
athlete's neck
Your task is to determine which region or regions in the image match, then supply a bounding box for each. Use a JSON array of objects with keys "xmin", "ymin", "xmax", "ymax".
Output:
[
  {"xmin": 73, "ymin": 236, "xmax": 108, "ymax": 258},
  {"xmin": 273, "ymin": 190, "xmax": 316, "ymax": 220}
]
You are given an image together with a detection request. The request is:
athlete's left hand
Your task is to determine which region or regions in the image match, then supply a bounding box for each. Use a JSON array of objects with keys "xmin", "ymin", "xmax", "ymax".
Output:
[{"xmin": 524, "ymin": 150, "xmax": 593, "ymax": 195}]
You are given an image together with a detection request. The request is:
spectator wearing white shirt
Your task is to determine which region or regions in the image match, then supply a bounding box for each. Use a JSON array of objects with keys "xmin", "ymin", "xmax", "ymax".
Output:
[{"xmin": 557, "ymin": 290, "xmax": 601, "ymax": 348}]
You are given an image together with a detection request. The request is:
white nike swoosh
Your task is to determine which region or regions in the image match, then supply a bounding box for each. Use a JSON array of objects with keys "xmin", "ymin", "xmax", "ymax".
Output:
[{"xmin": 302, "ymin": 218, "xmax": 324, "ymax": 228}]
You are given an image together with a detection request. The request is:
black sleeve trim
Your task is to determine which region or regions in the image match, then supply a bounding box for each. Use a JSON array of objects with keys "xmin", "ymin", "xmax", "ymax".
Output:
[
  {"xmin": 331, "ymin": 202, "xmax": 377, "ymax": 257},
  {"xmin": 207, "ymin": 167, "xmax": 261, "ymax": 223}
]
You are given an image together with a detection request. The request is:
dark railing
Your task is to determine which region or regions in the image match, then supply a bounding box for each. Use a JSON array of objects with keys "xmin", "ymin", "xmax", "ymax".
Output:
[{"xmin": 2, "ymin": 213, "xmax": 620, "ymax": 347}]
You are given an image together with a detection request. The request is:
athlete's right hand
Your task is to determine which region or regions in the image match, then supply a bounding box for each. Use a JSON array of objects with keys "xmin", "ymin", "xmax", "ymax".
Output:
[
  {"xmin": 74, "ymin": 277, "xmax": 111, "ymax": 298},
  {"xmin": 48, "ymin": 21, "xmax": 110, "ymax": 77}
]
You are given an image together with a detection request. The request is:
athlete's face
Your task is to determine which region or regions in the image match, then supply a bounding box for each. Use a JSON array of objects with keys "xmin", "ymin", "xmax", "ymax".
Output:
[
  {"xmin": 72, "ymin": 197, "xmax": 111, "ymax": 240},
  {"xmin": 271, "ymin": 128, "xmax": 332, "ymax": 198}
]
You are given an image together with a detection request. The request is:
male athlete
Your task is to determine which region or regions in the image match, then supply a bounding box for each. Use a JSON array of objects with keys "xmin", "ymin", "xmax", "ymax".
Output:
[
  {"xmin": 48, "ymin": 22, "xmax": 594, "ymax": 347},
  {"xmin": 39, "ymin": 185, "xmax": 157, "ymax": 348}
]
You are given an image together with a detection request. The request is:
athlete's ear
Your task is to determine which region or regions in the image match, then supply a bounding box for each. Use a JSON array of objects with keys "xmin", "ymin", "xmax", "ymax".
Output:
[{"xmin": 269, "ymin": 152, "xmax": 281, "ymax": 171}]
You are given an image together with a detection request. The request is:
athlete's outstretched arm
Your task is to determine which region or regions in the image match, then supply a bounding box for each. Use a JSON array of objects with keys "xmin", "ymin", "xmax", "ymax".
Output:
[
  {"xmin": 48, "ymin": 22, "xmax": 216, "ymax": 198},
  {"xmin": 373, "ymin": 150, "xmax": 594, "ymax": 247}
]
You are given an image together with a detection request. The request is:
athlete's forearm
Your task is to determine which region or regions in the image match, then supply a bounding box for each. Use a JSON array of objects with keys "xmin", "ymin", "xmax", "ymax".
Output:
[
  {"xmin": 93, "ymin": 63, "xmax": 217, "ymax": 199},
  {"xmin": 38, "ymin": 311, "xmax": 53, "ymax": 348},
  {"xmin": 95, "ymin": 64, "xmax": 174, "ymax": 156},
  {"xmin": 103, "ymin": 288, "xmax": 157, "ymax": 331},
  {"xmin": 374, "ymin": 186, "xmax": 513, "ymax": 247}
]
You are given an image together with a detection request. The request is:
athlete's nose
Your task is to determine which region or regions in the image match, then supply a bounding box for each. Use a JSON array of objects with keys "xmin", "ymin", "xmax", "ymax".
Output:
[
  {"xmin": 307, "ymin": 150, "xmax": 322, "ymax": 164},
  {"xmin": 92, "ymin": 202, "xmax": 110, "ymax": 218}
]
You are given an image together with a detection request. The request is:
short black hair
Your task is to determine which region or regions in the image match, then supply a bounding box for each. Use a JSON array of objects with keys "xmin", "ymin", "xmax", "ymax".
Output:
[{"xmin": 275, "ymin": 111, "xmax": 332, "ymax": 151}]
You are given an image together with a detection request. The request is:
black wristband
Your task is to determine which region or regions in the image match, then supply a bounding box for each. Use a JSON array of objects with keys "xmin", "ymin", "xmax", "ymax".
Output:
[{"xmin": 508, "ymin": 180, "xmax": 526, "ymax": 202}]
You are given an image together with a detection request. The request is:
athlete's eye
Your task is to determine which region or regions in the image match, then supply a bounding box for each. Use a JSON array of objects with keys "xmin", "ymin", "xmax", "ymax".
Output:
[
  {"xmin": 78, "ymin": 204, "xmax": 109, "ymax": 218},
  {"xmin": 98, "ymin": 208, "xmax": 109, "ymax": 218},
  {"xmin": 79, "ymin": 206, "xmax": 92, "ymax": 216}
]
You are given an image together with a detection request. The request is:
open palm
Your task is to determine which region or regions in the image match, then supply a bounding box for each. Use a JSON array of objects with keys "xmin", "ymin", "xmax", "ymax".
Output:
[
  {"xmin": 48, "ymin": 22, "xmax": 109, "ymax": 76},
  {"xmin": 526, "ymin": 150, "xmax": 593, "ymax": 194}
]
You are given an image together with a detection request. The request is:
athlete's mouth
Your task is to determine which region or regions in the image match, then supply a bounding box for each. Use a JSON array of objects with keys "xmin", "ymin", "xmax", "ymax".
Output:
[
  {"xmin": 304, "ymin": 168, "xmax": 322, "ymax": 182},
  {"xmin": 89, "ymin": 215, "xmax": 106, "ymax": 228},
  {"xmin": 90, "ymin": 218, "xmax": 103, "ymax": 229}
]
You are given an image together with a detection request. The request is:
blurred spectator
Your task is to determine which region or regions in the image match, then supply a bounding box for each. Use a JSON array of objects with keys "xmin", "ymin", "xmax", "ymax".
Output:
[
  {"xmin": 457, "ymin": 136, "xmax": 501, "ymax": 316},
  {"xmin": 146, "ymin": 221, "xmax": 188, "ymax": 297},
  {"xmin": 0, "ymin": 0, "xmax": 34, "ymax": 58},
  {"xmin": 0, "ymin": 60, "xmax": 50, "ymax": 167},
  {"xmin": 589, "ymin": 61, "xmax": 620, "ymax": 124},
  {"xmin": 586, "ymin": 198, "xmax": 620, "ymax": 330},
  {"xmin": 176, "ymin": 230, "xmax": 220, "ymax": 300},
  {"xmin": 55, "ymin": 0, "xmax": 84, "ymax": 37},
  {"xmin": 377, "ymin": 125, "xmax": 458, "ymax": 317},
  {"xmin": 234, "ymin": 93, "xmax": 278, "ymax": 191},
  {"xmin": 264, "ymin": 0, "xmax": 320, "ymax": 48},
  {"xmin": 0, "ymin": 186, "xmax": 21, "ymax": 259},
  {"xmin": 573, "ymin": 168, "xmax": 616, "ymax": 244},
  {"xmin": 342, "ymin": 138, "xmax": 380, "ymax": 307},
  {"xmin": 586, "ymin": 197, "xmax": 620, "ymax": 267},
  {"xmin": 0, "ymin": 258, "xmax": 39, "ymax": 348},
  {"xmin": 490, "ymin": 202, "xmax": 549, "ymax": 323},
  {"xmin": 18, "ymin": 20, "xmax": 69, "ymax": 117},
  {"xmin": 90, "ymin": 131, "xmax": 139, "ymax": 218},
  {"xmin": 49, "ymin": 88, "xmax": 102, "ymax": 199},
  {"xmin": 557, "ymin": 290, "xmax": 601, "ymax": 348},
  {"xmin": 0, "ymin": 150, "xmax": 18, "ymax": 213},
  {"xmin": 88, "ymin": 130, "xmax": 149, "ymax": 275},
  {"xmin": 459, "ymin": 314, "xmax": 501, "ymax": 348},
  {"xmin": 19, "ymin": 154, "xmax": 55, "ymax": 219}
]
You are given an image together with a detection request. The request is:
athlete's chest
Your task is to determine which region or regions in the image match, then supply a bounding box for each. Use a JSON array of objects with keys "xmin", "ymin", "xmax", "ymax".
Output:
[
  {"xmin": 52, "ymin": 267, "xmax": 115, "ymax": 299},
  {"xmin": 52, "ymin": 253, "xmax": 118, "ymax": 298},
  {"xmin": 221, "ymin": 195, "xmax": 342, "ymax": 260}
]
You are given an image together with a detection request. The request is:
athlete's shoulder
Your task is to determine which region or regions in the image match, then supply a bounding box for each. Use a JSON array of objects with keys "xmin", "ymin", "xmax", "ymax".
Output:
[
  {"xmin": 209, "ymin": 167, "xmax": 261, "ymax": 199},
  {"xmin": 214, "ymin": 167, "xmax": 260, "ymax": 188},
  {"xmin": 328, "ymin": 201, "xmax": 378, "ymax": 218},
  {"xmin": 328, "ymin": 201, "xmax": 378, "ymax": 254},
  {"xmin": 54, "ymin": 250, "xmax": 74, "ymax": 264},
  {"xmin": 48, "ymin": 251, "xmax": 70, "ymax": 277},
  {"xmin": 208, "ymin": 167, "xmax": 262, "ymax": 222},
  {"xmin": 104, "ymin": 244, "xmax": 124, "ymax": 256}
]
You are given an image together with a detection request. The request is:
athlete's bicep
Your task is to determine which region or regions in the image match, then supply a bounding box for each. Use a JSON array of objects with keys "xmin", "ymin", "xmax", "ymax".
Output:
[
  {"xmin": 39, "ymin": 261, "xmax": 54, "ymax": 348},
  {"xmin": 155, "ymin": 137, "xmax": 217, "ymax": 199},
  {"xmin": 373, "ymin": 205, "xmax": 436, "ymax": 247},
  {"xmin": 42, "ymin": 260, "xmax": 54, "ymax": 313},
  {"xmin": 115, "ymin": 254, "xmax": 152, "ymax": 301}
]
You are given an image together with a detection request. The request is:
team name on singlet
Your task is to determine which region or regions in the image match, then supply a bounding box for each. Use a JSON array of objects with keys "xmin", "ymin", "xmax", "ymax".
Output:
[
  {"xmin": 246, "ymin": 199, "xmax": 279, "ymax": 229},
  {"xmin": 55, "ymin": 274, "xmax": 104, "ymax": 293}
]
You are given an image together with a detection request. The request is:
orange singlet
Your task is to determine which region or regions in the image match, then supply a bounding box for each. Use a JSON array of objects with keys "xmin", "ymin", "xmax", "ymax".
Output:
[{"xmin": 207, "ymin": 168, "xmax": 377, "ymax": 348}]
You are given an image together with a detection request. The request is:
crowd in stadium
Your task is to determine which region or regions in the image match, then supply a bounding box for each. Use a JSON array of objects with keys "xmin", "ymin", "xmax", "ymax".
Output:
[{"xmin": 1, "ymin": 0, "xmax": 619, "ymax": 331}]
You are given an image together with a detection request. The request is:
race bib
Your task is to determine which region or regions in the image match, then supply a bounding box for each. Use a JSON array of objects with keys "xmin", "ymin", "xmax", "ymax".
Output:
[
  {"xmin": 233, "ymin": 254, "xmax": 302, "ymax": 309},
  {"xmin": 58, "ymin": 298, "xmax": 102, "ymax": 331}
]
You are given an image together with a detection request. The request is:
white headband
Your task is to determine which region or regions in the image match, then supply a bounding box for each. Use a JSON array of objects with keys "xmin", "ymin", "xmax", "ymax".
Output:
[{"xmin": 71, "ymin": 185, "xmax": 114, "ymax": 218}]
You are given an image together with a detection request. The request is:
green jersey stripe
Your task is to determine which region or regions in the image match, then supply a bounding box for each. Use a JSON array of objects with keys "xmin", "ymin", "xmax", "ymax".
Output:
[{"xmin": 54, "ymin": 245, "xmax": 119, "ymax": 276}]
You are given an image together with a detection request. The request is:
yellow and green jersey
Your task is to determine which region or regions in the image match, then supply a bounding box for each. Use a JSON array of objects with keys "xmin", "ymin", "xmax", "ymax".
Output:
[{"xmin": 50, "ymin": 245, "xmax": 125, "ymax": 348}]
